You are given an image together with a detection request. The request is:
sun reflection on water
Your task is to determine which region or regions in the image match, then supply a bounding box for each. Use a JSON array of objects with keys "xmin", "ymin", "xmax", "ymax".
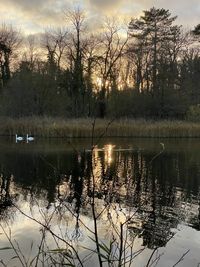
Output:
[{"xmin": 104, "ymin": 144, "xmax": 115, "ymax": 165}]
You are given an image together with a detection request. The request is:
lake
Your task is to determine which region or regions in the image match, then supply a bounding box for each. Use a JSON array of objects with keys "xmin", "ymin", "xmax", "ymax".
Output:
[{"xmin": 0, "ymin": 137, "xmax": 200, "ymax": 266}]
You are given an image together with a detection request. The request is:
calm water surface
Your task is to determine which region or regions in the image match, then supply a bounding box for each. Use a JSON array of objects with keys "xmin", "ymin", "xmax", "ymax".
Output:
[{"xmin": 0, "ymin": 137, "xmax": 200, "ymax": 266}]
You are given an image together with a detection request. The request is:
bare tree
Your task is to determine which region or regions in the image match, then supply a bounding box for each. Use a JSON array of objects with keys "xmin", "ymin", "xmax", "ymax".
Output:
[
  {"xmin": 65, "ymin": 7, "xmax": 86, "ymax": 117},
  {"xmin": 21, "ymin": 34, "xmax": 41, "ymax": 71},
  {"xmin": 97, "ymin": 18, "xmax": 129, "ymax": 117},
  {"xmin": 82, "ymin": 34, "xmax": 102, "ymax": 115},
  {"xmin": 42, "ymin": 27, "xmax": 68, "ymax": 76},
  {"xmin": 0, "ymin": 24, "xmax": 21, "ymax": 88}
]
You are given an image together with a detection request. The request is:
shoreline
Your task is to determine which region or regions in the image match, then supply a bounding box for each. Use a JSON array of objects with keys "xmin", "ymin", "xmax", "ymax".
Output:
[{"xmin": 0, "ymin": 117, "xmax": 200, "ymax": 138}]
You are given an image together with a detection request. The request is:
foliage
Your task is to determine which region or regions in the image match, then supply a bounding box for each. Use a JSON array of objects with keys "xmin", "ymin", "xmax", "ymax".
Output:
[{"xmin": 186, "ymin": 104, "xmax": 200, "ymax": 122}]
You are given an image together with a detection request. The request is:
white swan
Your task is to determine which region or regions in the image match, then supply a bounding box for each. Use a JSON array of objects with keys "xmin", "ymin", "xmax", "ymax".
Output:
[
  {"xmin": 15, "ymin": 134, "xmax": 24, "ymax": 142},
  {"xmin": 26, "ymin": 134, "xmax": 34, "ymax": 142}
]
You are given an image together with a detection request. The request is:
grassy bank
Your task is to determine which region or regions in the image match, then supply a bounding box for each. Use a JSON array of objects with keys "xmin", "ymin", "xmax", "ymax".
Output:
[{"xmin": 0, "ymin": 116, "xmax": 200, "ymax": 138}]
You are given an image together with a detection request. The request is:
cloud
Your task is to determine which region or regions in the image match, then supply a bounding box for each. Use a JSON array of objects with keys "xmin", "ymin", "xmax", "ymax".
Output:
[
  {"xmin": 125, "ymin": 0, "xmax": 200, "ymax": 28},
  {"xmin": 0, "ymin": 0, "xmax": 199, "ymax": 34},
  {"xmin": 0, "ymin": 0, "xmax": 70, "ymax": 33},
  {"xmin": 89, "ymin": 0, "xmax": 123, "ymax": 10}
]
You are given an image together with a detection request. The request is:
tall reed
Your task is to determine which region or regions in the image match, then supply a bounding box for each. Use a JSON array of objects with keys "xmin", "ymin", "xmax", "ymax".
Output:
[{"xmin": 0, "ymin": 116, "xmax": 199, "ymax": 138}]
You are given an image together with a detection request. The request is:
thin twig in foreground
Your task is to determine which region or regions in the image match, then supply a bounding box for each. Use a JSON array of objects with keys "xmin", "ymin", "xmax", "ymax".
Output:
[{"xmin": 172, "ymin": 250, "xmax": 190, "ymax": 267}]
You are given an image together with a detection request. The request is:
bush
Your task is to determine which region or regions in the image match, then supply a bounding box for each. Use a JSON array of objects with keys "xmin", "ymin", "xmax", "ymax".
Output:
[{"xmin": 186, "ymin": 104, "xmax": 200, "ymax": 121}]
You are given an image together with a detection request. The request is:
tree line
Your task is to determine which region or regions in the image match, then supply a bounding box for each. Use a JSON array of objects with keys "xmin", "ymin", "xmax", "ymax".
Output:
[{"xmin": 0, "ymin": 7, "xmax": 200, "ymax": 119}]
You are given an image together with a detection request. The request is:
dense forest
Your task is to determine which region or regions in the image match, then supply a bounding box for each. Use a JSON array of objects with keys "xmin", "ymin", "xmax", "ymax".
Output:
[{"xmin": 0, "ymin": 7, "xmax": 200, "ymax": 120}]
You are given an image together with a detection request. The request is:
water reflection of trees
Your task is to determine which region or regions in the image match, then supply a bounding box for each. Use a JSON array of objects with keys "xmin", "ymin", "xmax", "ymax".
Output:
[
  {"xmin": 0, "ymin": 145, "xmax": 200, "ymax": 249},
  {"xmin": 0, "ymin": 174, "xmax": 17, "ymax": 220},
  {"xmin": 55, "ymin": 146, "xmax": 200, "ymax": 249}
]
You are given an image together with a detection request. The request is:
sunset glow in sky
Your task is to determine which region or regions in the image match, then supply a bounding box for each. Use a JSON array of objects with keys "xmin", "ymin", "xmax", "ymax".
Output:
[{"xmin": 0, "ymin": 0, "xmax": 199, "ymax": 34}]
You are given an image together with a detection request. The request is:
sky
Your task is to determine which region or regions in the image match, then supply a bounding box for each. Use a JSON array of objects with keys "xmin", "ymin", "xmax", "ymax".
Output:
[{"xmin": 0, "ymin": 0, "xmax": 199, "ymax": 34}]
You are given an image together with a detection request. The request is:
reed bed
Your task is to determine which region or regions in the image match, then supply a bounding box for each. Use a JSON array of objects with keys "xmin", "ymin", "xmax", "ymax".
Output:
[{"xmin": 0, "ymin": 116, "xmax": 200, "ymax": 138}]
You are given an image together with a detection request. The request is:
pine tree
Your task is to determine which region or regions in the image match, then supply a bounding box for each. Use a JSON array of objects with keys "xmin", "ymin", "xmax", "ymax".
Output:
[{"xmin": 129, "ymin": 7, "xmax": 181, "ymax": 95}]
